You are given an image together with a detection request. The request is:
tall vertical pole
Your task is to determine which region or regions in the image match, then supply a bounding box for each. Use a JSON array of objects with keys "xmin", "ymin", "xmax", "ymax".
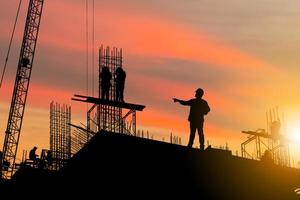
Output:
[{"xmin": 133, "ymin": 111, "xmax": 136, "ymax": 135}]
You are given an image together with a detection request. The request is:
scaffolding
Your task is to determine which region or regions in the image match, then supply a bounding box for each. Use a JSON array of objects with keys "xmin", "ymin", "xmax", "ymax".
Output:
[
  {"xmin": 71, "ymin": 129, "xmax": 88, "ymax": 155},
  {"xmin": 241, "ymin": 109, "xmax": 290, "ymax": 167},
  {"xmin": 98, "ymin": 45, "xmax": 123, "ymax": 133},
  {"xmin": 50, "ymin": 102, "xmax": 71, "ymax": 170},
  {"xmin": 72, "ymin": 45, "xmax": 145, "ymax": 138},
  {"xmin": 69, "ymin": 123, "xmax": 95, "ymax": 155},
  {"xmin": 74, "ymin": 95, "xmax": 144, "ymax": 136}
]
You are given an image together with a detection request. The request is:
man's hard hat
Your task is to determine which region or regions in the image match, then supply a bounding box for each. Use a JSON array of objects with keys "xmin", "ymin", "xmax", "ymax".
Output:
[{"xmin": 195, "ymin": 88, "xmax": 204, "ymax": 94}]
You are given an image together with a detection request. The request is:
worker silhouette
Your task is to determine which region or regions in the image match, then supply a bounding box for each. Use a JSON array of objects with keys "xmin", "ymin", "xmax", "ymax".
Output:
[
  {"xmin": 16, "ymin": 58, "xmax": 30, "ymax": 83},
  {"xmin": 100, "ymin": 66, "xmax": 112, "ymax": 100},
  {"xmin": 261, "ymin": 150, "xmax": 274, "ymax": 164},
  {"xmin": 22, "ymin": 57, "xmax": 30, "ymax": 67},
  {"xmin": 115, "ymin": 67, "xmax": 126, "ymax": 102},
  {"xmin": 46, "ymin": 150, "xmax": 53, "ymax": 168},
  {"xmin": 173, "ymin": 88, "xmax": 210, "ymax": 150},
  {"xmin": 29, "ymin": 146, "xmax": 39, "ymax": 165}
]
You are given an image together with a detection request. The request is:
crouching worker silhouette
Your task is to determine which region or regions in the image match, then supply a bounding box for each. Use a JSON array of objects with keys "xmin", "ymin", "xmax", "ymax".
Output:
[
  {"xmin": 173, "ymin": 88, "xmax": 210, "ymax": 150},
  {"xmin": 29, "ymin": 146, "xmax": 40, "ymax": 166},
  {"xmin": 46, "ymin": 150, "xmax": 53, "ymax": 168}
]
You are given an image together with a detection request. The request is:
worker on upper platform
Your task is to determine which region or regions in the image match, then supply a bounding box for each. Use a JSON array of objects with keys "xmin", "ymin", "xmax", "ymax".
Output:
[
  {"xmin": 173, "ymin": 88, "xmax": 210, "ymax": 150},
  {"xmin": 100, "ymin": 66, "xmax": 112, "ymax": 100},
  {"xmin": 115, "ymin": 67, "xmax": 126, "ymax": 102}
]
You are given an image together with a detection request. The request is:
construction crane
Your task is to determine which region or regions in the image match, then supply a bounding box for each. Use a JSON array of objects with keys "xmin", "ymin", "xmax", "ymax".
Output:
[{"xmin": 1, "ymin": 0, "xmax": 44, "ymax": 179}]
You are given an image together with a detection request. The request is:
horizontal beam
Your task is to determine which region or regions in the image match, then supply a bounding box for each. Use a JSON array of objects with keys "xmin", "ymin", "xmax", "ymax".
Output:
[
  {"xmin": 242, "ymin": 130, "xmax": 270, "ymax": 139},
  {"xmin": 72, "ymin": 94, "xmax": 145, "ymax": 111},
  {"xmin": 68, "ymin": 123, "xmax": 96, "ymax": 135},
  {"xmin": 242, "ymin": 130, "xmax": 298, "ymax": 144}
]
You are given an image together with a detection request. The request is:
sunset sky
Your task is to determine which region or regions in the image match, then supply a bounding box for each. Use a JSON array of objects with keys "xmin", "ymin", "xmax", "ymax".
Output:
[{"xmin": 1, "ymin": 0, "xmax": 300, "ymax": 164}]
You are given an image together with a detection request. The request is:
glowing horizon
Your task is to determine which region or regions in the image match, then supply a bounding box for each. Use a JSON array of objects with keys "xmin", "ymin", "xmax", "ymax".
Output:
[{"xmin": 1, "ymin": 0, "xmax": 300, "ymax": 163}]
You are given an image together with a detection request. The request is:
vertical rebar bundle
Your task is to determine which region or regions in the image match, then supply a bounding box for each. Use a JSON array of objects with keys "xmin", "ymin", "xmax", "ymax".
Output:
[
  {"xmin": 98, "ymin": 45, "xmax": 123, "ymax": 133},
  {"xmin": 50, "ymin": 102, "xmax": 71, "ymax": 170},
  {"xmin": 83, "ymin": 45, "xmax": 142, "ymax": 137}
]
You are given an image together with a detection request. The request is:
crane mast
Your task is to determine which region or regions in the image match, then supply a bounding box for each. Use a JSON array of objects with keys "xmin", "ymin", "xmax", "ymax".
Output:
[{"xmin": 1, "ymin": 0, "xmax": 44, "ymax": 179}]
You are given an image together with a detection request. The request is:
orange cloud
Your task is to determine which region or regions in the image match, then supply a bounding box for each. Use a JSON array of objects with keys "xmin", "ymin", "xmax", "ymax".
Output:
[
  {"xmin": 138, "ymin": 107, "xmax": 241, "ymax": 144},
  {"xmin": 36, "ymin": 1, "xmax": 279, "ymax": 75},
  {"xmin": 0, "ymin": 1, "xmax": 283, "ymax": 158},
  {"xmin": 131, "ymin": 74, "xmax": 246, "ymax": 111},
  {"xmin": 0, "ymin": 80, "xmax": 86, "ymax": 119}
]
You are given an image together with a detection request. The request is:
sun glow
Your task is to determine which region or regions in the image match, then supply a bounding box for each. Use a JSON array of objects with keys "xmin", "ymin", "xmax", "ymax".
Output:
[{"xmin": 286, "ymin": 121, "xmax": 300, "ymax": 144}]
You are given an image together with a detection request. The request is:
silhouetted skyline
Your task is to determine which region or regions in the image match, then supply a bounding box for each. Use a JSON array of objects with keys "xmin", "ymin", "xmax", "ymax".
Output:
[{"xmin": 1, "ymin": 0, "xmax": 300, "ymax": 161}]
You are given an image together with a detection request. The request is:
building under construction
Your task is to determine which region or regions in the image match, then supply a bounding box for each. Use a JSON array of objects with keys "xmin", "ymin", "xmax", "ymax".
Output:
[
  {"xmin": 50, "ymin": 102, "xmax": 71, "ymax": 170},
  {"xmin": 1, "ymin": 1, "xmax": 300, "ymax": 199},
  {"xmin": 0, "ymin": 43, "xmax": 299, "ymax": 198}
]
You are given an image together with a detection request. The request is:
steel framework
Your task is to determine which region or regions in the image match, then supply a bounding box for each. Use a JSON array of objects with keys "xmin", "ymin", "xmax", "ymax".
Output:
[
  {"xmin": 241, "ymin": 129, "xmax": 290, "ymax": 167},
  {"xmin": 50, "ymin": 102, "xmax": 71, "ymax": 170},
  {"xmin": 74, "ymin": 95, "xmax": 143, "ymax": 136},
  {"xmin": 98, "ymin": 45, "xmax": 123, "ymax": 133},
  {"xmin": 69, "ymin": 123, "xmax": 95, "ymax": 154},
  {"xmin": 72, "ymin": 46, "xmax": 145, "ymax": 147},
  {"xmin": 241, "ymin": 109, "xmax": 290, "ymax": 167},
  {"xmin": 1, "ymin": 0, "xmax": 44, "ymax": 179},
  {"xmin": 85, "ymin": 45, "xmax": 140, "ymax": 135},
  {"xmin": 71, "ymin": 129, "xmax": 88, "ymax": 155}
]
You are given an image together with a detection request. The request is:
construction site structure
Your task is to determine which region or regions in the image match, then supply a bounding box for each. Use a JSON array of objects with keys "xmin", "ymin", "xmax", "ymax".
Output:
[
  {"xmin": 50, "ymin": 102, "xmax": 71, "ymax": 170},
  {"xmin": 73, "ymin": 95, "xmax": 145, "ymax": 135},
  {"xmin": 71, "ymin": 126, "xmax": 90, "ymax": 155},
  {"xmin": 98, "ymin": 46, "xmax": 124, "ymax": 133},
  {"xmin": 1, "ymin": 0, "xmax": 44, "ymax": 179},
  {"xmin": 241, "ymin": 108, "xmax": 290, "ymax": 167},
  {"xmin": 72, "ymin": 45, "xmax": 145, "ymax": 139}
]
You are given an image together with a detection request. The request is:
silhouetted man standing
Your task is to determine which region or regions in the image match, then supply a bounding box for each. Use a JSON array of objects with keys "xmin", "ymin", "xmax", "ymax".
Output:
[
  {"xmin": 100, "ymin": 66, "xmax": 112, "ymax": 100},
  {"xmin": 115, "ymin": 67, "xmax": 126, "ymax": 102},
  {"xmin": 173, "ymin": 88, "xmax": 210, "ymax": 150}
]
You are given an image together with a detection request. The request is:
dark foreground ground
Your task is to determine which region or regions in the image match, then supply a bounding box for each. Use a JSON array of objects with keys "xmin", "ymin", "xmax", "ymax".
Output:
[{"xmin": 2, "ymin": 131, "xmax": 300, "ymax": 199}]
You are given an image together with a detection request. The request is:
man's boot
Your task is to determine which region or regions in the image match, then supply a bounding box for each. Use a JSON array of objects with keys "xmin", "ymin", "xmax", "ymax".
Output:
[{"xmin": 200, "ymin": 145, "xmax": 205, "ymax": 151}]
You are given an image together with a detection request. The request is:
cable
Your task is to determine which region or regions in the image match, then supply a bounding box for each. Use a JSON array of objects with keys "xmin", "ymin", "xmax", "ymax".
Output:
[
  {"xmin": 86, "ymin": 0, "xmax": 89, "ymax": 111},
  {"xmin": 92, "ymin": 0, "xmax": 95, "ymax": 97},
  {"xmin": 0, "ymin": 0, "xmax": 22, "ymax": 88}
]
